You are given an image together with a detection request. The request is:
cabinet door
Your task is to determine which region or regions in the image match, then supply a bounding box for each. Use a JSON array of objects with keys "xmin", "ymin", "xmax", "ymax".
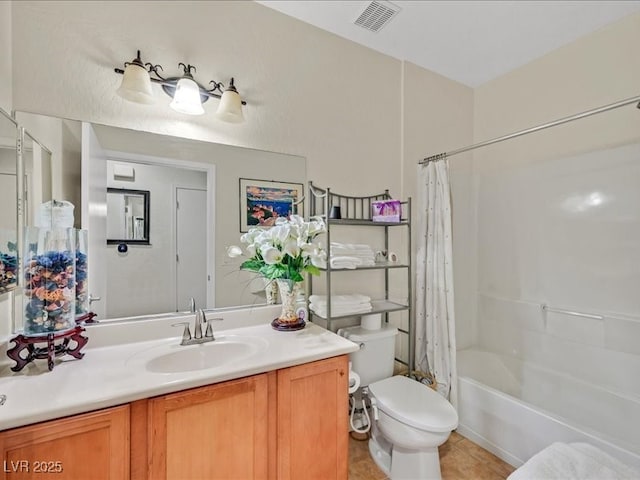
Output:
[
  {"xmin": 277, "ymin": 355, "xmax": 349, "ymax": 480},
  {"xmin": 0, "ymin": 405, "xmax": 130, "ymax": 480},
  {"xmin": 147, "ymin": 373, "xmax": 274, "ymax": 480}
]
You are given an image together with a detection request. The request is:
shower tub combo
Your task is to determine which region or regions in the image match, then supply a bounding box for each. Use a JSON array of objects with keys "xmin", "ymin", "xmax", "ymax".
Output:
[{"xmin": 457, "ymin": 348, "xmax": 640, "ymax": 470}]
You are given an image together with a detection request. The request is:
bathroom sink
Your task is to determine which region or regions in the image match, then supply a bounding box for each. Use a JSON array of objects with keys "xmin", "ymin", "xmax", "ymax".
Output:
[{"xmin": 127, "ymin": 335, "xmax": 269, "ymax": 374}]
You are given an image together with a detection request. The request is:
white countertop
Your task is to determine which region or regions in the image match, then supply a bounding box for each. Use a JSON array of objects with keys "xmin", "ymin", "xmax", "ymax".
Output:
[{"xmin": 0, "ymin": 315, "xmax": 358, "ymax": 431}]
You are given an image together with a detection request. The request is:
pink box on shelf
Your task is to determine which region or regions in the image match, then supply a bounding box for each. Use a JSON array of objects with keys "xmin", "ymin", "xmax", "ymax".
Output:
[{"xmin": 371, "ymin": 200, "xmax": 401, "ymax": 223}]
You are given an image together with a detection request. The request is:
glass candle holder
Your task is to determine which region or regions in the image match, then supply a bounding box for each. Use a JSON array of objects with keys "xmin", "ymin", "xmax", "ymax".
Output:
[
  {"xmin": 75, "ymin": 229, "xmax": 89, "ymax": 317},
  {"xmin": 23, "ymin": 227, "xmax": 76, "ymax": 336}
]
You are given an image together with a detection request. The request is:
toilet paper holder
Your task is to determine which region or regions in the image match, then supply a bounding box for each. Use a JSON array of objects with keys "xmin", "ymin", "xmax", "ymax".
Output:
[{"xmin": 348, "ymin": 361, "xmax": 360, "ymax": 394}]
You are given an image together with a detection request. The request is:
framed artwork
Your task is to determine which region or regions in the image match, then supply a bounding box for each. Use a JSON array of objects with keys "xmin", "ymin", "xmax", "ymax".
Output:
[{"xmin": 239, "ymin": 178, "xmax": 304, "ymax": 232}]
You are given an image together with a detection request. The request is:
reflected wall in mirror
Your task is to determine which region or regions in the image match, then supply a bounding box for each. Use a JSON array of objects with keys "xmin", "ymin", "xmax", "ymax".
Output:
[
  {"xmin": 0, "ymin": 111, "xmax": 54, "ymax": 337},
  {"xmin": 15, "ymin": 113, "xmax": 307, "ymax": 322},
  {"xmin": 106, "ymin": 188, "xmax": 150, "ymax": 244},
  {"xmin": 0, "ymin": 110, "xmax": 18, "ymax": 293}
]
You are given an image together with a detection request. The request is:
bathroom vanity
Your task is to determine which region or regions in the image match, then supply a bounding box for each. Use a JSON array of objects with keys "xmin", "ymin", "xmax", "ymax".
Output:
[{"xmin": 0, "ymin": 307, "xmax": 358, "ymax": 479}]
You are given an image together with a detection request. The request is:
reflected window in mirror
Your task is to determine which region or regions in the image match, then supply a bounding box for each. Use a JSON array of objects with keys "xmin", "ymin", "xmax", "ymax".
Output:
[{"xmin": 106, "ymin": 188, "xmax": 150, "ymax": 244}]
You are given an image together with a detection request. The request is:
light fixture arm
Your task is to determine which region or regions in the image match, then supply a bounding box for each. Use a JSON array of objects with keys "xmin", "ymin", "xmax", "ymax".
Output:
[{"xmin": 114, "ymin": 51, "xmax": 246, "ymax": 104}]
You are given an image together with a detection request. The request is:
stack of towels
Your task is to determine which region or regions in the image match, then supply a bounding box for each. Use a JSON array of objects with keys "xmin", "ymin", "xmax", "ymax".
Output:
[
  {"xmin": 328, "ymin": 242, "xmax": 376, "ymax": 269},
  {"xmin": 309, "ymin": 294, "xmax": 372, "ymax": 318}
]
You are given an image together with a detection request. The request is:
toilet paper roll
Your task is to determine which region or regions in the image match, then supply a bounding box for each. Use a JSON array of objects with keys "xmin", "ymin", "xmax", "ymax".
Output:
[
  {"xmin": 361, "ymin": 313, "xmax": 382, "ymax": 330},
  {"xmin": 348, "ymin": 370, "xmax": 360, "ymax": 394},
  {"xmin": 388, "ymin": 251, "xmax": 398, "ymax": 263}
]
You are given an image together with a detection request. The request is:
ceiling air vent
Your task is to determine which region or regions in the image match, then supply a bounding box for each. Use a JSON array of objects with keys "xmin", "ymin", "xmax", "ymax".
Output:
[{"xmin": 354, "ymin": 1, "xmax": 400, "ymax": 33}]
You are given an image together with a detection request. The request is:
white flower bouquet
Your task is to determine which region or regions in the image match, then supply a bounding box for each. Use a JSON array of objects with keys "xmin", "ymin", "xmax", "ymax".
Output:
[{"xmin": 227, "ymin": 215, "xmax": 326, "ymax": 283}]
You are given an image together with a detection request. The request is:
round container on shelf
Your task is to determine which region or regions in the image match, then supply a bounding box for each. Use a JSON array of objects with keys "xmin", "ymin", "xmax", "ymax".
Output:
[
  {"xmin": 361, "ymin": 313, "xmax": 382, "ymax": 330},
  {"xmin": 23, "ymin": 226, "xmax": 76, "ymax": 336}
]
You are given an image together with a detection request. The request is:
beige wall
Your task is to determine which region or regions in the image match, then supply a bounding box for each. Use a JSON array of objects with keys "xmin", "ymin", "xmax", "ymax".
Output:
[
  {"xmin": 401, "ymin": 61, "xmax": 475, "ymax": 349},
  {"xmin": 12, "ymin": 0, "xmax": 402, "ymax": 197}
]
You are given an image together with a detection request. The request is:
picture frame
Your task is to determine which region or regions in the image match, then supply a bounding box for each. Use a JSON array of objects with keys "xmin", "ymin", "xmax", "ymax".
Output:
[{"xmin": 239, "ymin": 178, "xmax": 304, "ymax": 232}]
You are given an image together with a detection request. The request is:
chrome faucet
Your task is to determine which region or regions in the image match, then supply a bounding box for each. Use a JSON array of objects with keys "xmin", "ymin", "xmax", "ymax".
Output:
[
  {"xmin": 172, "ymin": 310, "xmax": 222, "ymax": 346},
  {"xmin": 188, "ymin": 297, "xmax": 196, "ymax": 313}
]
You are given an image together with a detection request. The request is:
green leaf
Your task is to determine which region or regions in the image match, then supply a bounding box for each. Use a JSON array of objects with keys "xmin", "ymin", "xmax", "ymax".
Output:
[
  {"xmin": 290, "ymin": 271, "xmax": 304, "ymax": 282},
  {"xmin": 259, "ymin": 264, "xmax": 286, "ymax": 279},
  {"xmin": 240, "ymin": 259, "xmax": 263, "ymax": 272},
  {"xmin": 303, "ymin": 265, "xmax": 321, "ymax": 276}
]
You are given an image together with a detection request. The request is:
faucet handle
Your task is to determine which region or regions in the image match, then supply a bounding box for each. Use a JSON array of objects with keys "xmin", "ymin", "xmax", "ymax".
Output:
[
  {"xmin": 204, "ymin": 316, "xmax": 223, "ymax": 340},
  {"xmin": 171, "ymin": 322, "xmax": 192, "ymax": 344}
]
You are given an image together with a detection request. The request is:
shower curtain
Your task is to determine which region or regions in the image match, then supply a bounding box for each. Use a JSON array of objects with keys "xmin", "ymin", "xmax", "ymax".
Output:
[{"xmin": 415, "ymin": 156, "xmax": 458, "ymax": 408}]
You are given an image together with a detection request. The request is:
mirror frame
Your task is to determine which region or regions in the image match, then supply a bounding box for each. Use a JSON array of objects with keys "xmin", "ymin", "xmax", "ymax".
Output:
[{"xmin": 106, "ymin": 187, "xmax": 151, "ymax": 245}]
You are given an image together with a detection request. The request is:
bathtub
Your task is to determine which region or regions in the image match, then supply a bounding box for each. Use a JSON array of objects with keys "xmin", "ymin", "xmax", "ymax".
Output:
[{"xmin": 457, "ymin": 348, "xmax": 640, "ymax": 470}]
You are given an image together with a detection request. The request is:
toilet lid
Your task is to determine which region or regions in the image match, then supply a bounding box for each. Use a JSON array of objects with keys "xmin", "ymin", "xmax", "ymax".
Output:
[{"xmin": 368, "ymin": 376, "xmax": 458, "ymax": 433}]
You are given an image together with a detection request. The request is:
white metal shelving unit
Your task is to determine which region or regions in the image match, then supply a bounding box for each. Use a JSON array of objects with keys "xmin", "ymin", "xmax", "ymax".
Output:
[{"xmin": 307, "ymin": 181, "xmax": 414, "ymax": 373}]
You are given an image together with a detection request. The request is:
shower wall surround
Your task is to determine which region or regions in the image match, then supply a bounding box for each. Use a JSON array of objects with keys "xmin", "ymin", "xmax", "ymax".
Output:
[{"xmin": 476, "ymin": 141, "xmax": 640, "ymax": 397}]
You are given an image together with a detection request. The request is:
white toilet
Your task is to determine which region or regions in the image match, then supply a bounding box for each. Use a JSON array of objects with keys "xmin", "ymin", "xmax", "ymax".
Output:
[{"xmin": 339, "ymin": 325, "xmax": 458, "ymax": 480}]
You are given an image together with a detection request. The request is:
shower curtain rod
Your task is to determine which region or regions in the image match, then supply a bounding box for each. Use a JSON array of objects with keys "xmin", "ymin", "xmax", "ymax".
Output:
[{"xmin": 420, "ymin": 94, "xmax": 640, "ymax": 165}]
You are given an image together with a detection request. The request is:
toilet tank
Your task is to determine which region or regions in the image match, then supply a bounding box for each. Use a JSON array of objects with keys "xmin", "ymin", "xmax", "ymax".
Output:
[{"xmin": 338, "ymin": 325, "xmax": 398, "ymax": 387}]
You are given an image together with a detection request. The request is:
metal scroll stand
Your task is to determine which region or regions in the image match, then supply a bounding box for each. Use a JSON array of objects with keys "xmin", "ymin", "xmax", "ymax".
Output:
[{"xmin": 6, "ymin": 313, "xmax": 96, "ymax": 373}]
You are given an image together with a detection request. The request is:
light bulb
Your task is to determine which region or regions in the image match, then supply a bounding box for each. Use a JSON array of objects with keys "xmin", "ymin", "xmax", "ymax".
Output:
[{"xmin": 170, "ymin": 77, "xmax": 204, "ymax": 115}]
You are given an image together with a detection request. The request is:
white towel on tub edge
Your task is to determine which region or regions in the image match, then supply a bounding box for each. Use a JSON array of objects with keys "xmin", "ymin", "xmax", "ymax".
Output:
[{"xmin": 507, "ymin": 442, "xmax": 640, "ymax": 480}]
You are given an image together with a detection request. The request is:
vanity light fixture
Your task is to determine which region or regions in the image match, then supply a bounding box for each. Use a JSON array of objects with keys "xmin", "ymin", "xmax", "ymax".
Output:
[{"xmin": 114, "ymin": 50, "xmax": 246, "ymax": 123}]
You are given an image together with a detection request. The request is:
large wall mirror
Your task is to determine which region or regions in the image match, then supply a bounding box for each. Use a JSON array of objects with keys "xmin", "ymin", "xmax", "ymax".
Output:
[{"xmin": 11, "ymin": 112, "xmax": 306, "ymax": 324}]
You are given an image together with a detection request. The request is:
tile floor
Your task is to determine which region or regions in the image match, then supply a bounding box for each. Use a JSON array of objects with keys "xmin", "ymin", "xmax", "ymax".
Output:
[{"xmin": 349, "ymin": 431, "xmax": 516, "ymax": 480}]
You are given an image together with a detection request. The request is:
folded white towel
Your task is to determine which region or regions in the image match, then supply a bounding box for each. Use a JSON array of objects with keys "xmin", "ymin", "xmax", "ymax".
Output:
[
  {"xmin": 309, "ymin": 294, "xmax": 371, "ymax": 304},
  {"xmin": 309, "ymin": 301, "xmax": 371, "ymax": 309},
  {"xmin": 508, "ymin": 442, "xmax": 640, "ymax": 480},
  {"xmin": 309, "ymin": 293, "xmax": 373, "ymax": 318},
  {"xmin": 331, "ymin": 242, "xmax": 376, "ymax": 257},
  {"xmin": 310, "ymin": 304, "xmax": 373, "ymax": 318},
  {"xmin": 330, "ymin": 256, "xmax": 362, "ymax": 269}
]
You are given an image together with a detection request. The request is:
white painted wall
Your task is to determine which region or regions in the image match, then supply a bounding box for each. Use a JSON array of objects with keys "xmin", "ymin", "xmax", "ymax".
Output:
[
  {"xmin": 471, "ymin": 13, "xmax": 640, "ymax": 399},
  {"xmin": 105, "ymin": 160, "xmax": 206, "ymax": 318}
]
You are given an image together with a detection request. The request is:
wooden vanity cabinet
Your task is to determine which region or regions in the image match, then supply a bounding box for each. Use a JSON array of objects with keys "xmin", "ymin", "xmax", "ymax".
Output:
[
  {"xmin": 0, "ymin": 354, "xmax": 348, "ymax": 480},
  {"xmin": 0, "ymin": 405, "xmax": 130, "ymax": 480},
  {"xmin": 277, "ymin": 355, "xmax": 349, "ymax": 480},
  {"xmin": 140, "ymin": 372, "xmax": 276, "ymax": 480}
]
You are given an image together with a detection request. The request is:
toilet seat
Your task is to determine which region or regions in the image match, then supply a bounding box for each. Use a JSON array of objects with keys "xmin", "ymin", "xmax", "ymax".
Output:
[{"xmin": 368, "ymin": 375, "xmax": 458, "ymax": 433}]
